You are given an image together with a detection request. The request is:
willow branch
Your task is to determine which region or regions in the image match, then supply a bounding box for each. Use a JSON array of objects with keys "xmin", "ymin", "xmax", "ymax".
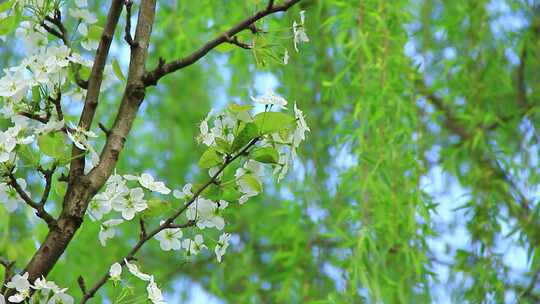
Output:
[{"xmin": 143, "ymin": 0, "xmax": 302, "ymax": 86}]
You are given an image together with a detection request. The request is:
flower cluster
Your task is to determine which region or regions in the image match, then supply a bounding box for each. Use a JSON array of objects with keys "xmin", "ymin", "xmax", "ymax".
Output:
[
  {"xmin": 107, "ymin": 260, "xmax": 165, "ymax": 304},
  {"xmin": 3, "ymin": 272, "xmax": 73, "ymax": 304}
]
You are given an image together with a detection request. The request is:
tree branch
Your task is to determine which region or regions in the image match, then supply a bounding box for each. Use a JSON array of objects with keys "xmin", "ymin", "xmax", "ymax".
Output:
[
  {"xmin": 81, "ymin": 137, "xmax": 260, "ymax": 303},
  {"xmin": 6, "ymin": 171, "xmax": 56, "ymax": 227},
  {"xmin": 20, "ymin": 0, "xmax": 125, "ymax": 287},
  {"xmin": 142, "ymin": 0, "xmax": 302, "ymax": 86},
  {"xmin": 124, "ymin": 0, "xmax": 136, "ymax": 48},
  {"xmin": 68, "ymin": 0, "xmax": 124, "ymax": 180}
]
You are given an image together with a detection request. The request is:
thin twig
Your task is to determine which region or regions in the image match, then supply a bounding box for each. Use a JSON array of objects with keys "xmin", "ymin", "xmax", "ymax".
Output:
[
  {"xmin": 225, "ymin": 35, "xmax": 252, "ymax": 49},
  {"xmin": 124, "ymin": 0, "xmax": 136, "ymax": 47},
  {"xmin": 143, "ymin": 0, "xmax": 302, "ymax": 86},
  {"xmin": 81, "ymin": 137, "xmax": 260, "ymax": 303},
  {"xmin": 6, "ymin": 171, "xmax": 56, "ymax": 227}
]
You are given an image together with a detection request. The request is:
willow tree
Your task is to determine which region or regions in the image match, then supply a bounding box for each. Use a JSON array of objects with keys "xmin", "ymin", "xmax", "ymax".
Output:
[{"xmin": 1, "ymin": 0, "xmax": 539, "ymax": 303}]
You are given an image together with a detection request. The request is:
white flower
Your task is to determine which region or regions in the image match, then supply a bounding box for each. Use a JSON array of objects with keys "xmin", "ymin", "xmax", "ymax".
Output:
[
  {"xmin": 99, "ymin": 219, "xmax": 123, "ymax": 246},
  {"xmin": 0, "ymin": 67, "xmax": 32, "ymax": 102},
  {"xmin": 0, "ymin": 294, "xmax": 4, "ymax": 304},
  {"xmin": 126, "ymin": 173, "xmax": 171, "ymax": 195},
  {"xmin": 155, "ymin": 223, "xmax": 183, "ymax": 251},
  {"xmin": 293, "ymin": 103, "xmax": 310, "ymax": 147},
  {"xmin": 186, "ymin": 198, "xmax": 226, "ymax": 230},
  {"xmin": 250, "ymin": 91, "xmax": 288, "ymax": 109},
  {"xmin": 173, "ymin": 183, "xmax": 192, "ymax": 200},
  {"xmin": 69, "ymin": 8, "xmax": 97, "ymax": 24},
  {"xmin": 147, "ymin": 277, "xmax": 166, "ymax": 304},
  {"xmin": 35, "ymin": 119, "xmax": 64, "ymax": 134},
  {"xmin": 7, "ymin": 293, "xmax": 27, "ymax": 303},
  {"xmin": 215, "ymin": 233, "xmax": 231, "ymax": 263},
  {"xmin": 90, "ymin": 177, "xmax": 128, "ymax": 220},
  {"xmin": 0, "ymin": 179, "xmax": 27, "ymax": 212},
  {"xmin": 182, "ymin": 234, "xmax": 207, "ymax": 256},
  {"xmin": 66, "ymin": 125, "xmax": 97, "ymax": 151},
  {"xmin": 81, "ymin": 39, "xmax": 99, "ymax": 51},
  {"xmin": 125, "ymin": 259, "xmax": 152, "ymax": 281},
  {"xmin": 15, "ymin": 21, "xmax": 48, "ymax": 53},
  {"xmin": 109, "ymin": 263, "xmax": 122, "ymax": 281},
  {"xmin": 6, "ymin": 272, "xmax": 30, "ymax": 292},
  {"xmin": 32, "ymin": 277, "xmax": 63, "ymax": 293},
  {"xmin": 198, "ymin": 111, "xmax": 215, "ymax": 146},
  {"xmin": 5, "ymin": 272, "xmax": 30, "ymax": 303},
  {"xmin": 293, "ymin": 11, "xmax": 309, "ymax": 52},
  {"xmin": 235, "ymin": 160, "xmax": 263, "ymax": 204},
  {"xmin": 0, "ymin": 130, "xmax": 17, "ymax": 163},
  {"xmin": 112, "ymin": 187, "xmax": 147, "ymax": 220},
  {"xmin": 283, "ymin": 49, "xmax": 289, "ymax": 65},
  {"xmin": 48, "ymin": 292, "xmax": 74, "ymax": 304}
]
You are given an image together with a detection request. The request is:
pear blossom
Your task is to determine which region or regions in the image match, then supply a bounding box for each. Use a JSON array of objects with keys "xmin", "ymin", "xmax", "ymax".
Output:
[
  {"xmin": 293, "ymin": 102, "xmax": 310, "ymax": 147},
  {"xmin": 6, "ymin": 272, "xmax": 30, "ymax": 292},
  {"xmin": 293, "ymin": 10, "xmax": 309, "ymax": 52},
  {"xmin": 48, "ymin": 292, "xmax": 74, "ymax": 304},
  {"xmin": 0, "ymin": 179, "xmax": 27, "ymax": 212},
  {"xmin": 125, "ymin": 259, "xmax": 152, "ymax": 281},
  {"xmin": 147, "ymin": 277, "xmax": 166, "ymax": 304},
  {"xmin": 32, "ymin": 276, "xmax": 63, "ymax": 293},
  {"xmin": 112, "ymin": 187, "xmax": 147, "ymax": 220},
  {"xmin": 182, "ymin": 234, "xmax": 207, "ymax": 255},
  {"xmin": 0, "ymin": 67, "xmax": 32, "ymax": 102},
  {"xmin": 109, "ymin": 262, "xmax": 122, "ymax": 281},
  {"xmin": 250, "ymin": 91, "xmax": 288, "ymax": 109},
  {"xmin": 0, "ymin": 294, "xmax": 4, "ymax": 304},
  {"xmin": 198, "ymin": 111, "xmax": 215, "ymax": 146},
  {"xmin": 15, "ymin": 21, "xmax": 48, "ymax": 53},
  {"xmin": 125, "ymin": 173, "xmax": 171, "ymax": 195},
  {"xmin": 5, "ymin": 272, "xmax": 30, "ymax": 303},
  {"xmin": 66, "ymin": 125, "xmax": 97, "ymax": 151},
  {"xmin": 215, "ymin": 233, "xmax": 231, "ymax": 263},
  {"xmin": 155, "ymin": 223, "xmax": 183, "ymax": 251},
  {"xmin": 99, "ymin": 219, "xmax": 123, "ymax": 246},
  {"xmin": 35, "ymin": 119, "xmax": 64, "ymax": 134},
  {"xmin": 186, "ymin": 198, "xmax": 226, "ymax": 230},
  {"xmin": 173, "ymin": 183, "xmax": 192, "ymax": 200}
]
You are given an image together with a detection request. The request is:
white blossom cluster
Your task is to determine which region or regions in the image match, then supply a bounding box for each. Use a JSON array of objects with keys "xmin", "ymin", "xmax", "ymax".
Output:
[
  {"xmin": 108, "ymin": 260, "xmax": 166, "ymax": 304},
  {"xmin": 0, "ymin": 0, "xmax": 117, "ymax": 215},
  {"xmin": 1, "ymin": 272, "xmax": 73, "ymax": 304}
]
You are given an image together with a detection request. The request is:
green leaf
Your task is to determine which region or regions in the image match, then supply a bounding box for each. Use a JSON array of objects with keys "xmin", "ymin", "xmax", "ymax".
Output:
[
  {"xmin": 214, "ymin": 138, "xmax": 231, "ymax": 154},
  {"xmin": 253, "ymin": 112, "xmax": 294, "ymax": 135},
  {"xmin": 198, "ymin": 148, "xmax": 222, "ymax": 168},
  {"xmin": 87, "ymin": 25, "xmax": 103, "ymax": 40},
  {"xmin": 251, "ymin": 147, "xmax": 279, "ymax": 164},
  {"xmin": 37, "ymin": 133, "xmax": 67, "ymax": 159},
  {"xmin": 0, "ymin": 0, "xmax": 13, "ymax": 13},
  {"xmin": 0, "ymin": 12, "xmax": 18, "ymax": 36},
  {"xmin": 231, "ymin": 122, "xmax": 258, "ymax": 152},
  {"xmin": 112, "ymin": 58, "xmax": 125, "ymax": 81},
  {"xmin": 228, "ymin": 103, "xmax": 253, "ymax": 113},
  {"xmin": 240, "ymin": 174, "xmax": 262, "ymax": 193},
  {"xmin": 32, "ymin": 86, "xmax": 40, "ymax": 103}
]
